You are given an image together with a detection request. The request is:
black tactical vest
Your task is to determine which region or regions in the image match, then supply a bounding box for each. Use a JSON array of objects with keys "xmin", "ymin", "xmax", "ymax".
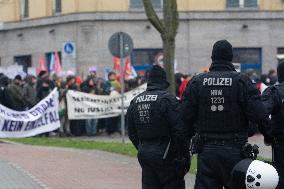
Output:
[
  {"xmin": 195, "ymin": 71, "xmax": 248, "ymax": 135},
  {"xmin": 271, "ymin": 83, "xmax": 284, "ymax": 137},
  {"xmin": 131, "ymin": 90, "xmax": 171, "ymax": 141}
]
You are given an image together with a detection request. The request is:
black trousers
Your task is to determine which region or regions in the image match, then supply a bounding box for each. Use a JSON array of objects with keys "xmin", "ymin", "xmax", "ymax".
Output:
[
  {"xmin": 139, "ymin": 161, "xmax": 185, "ymax": 189},
  {"xmin": 274, "ymin": 145, "xmax": 284, "ymax": 189},
  {"xmin": 194, "ymin": 144, "xmax": 243, "ymax": 189}
]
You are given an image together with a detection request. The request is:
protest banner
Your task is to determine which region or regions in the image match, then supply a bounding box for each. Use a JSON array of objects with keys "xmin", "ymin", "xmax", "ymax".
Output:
[
  {"xmin": 67, "ymin": 84, "xmax": 147, "ymax": 120},
  {"xmin": 0, "ymin": 89, "xmax": 60, "ymax": 138}
]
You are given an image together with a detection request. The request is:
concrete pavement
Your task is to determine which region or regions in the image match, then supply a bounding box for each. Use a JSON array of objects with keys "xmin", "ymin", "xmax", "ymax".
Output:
[
  {"xmin": 0, "ymin": 134, "xmax": 269, "ymax": 189},
  {"xmin": 0, "ymin": 142, "xmax": 195, "ymax": 189}
]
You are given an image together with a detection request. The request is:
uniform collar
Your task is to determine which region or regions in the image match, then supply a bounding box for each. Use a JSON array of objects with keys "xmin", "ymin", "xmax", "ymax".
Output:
[
  {"xmin": 146, "ymin": 82, "xmax": 168, "ymax": 91},
  {"xmin": 209, "ymin": 60, "xmax": 236, "ymax": 72}
]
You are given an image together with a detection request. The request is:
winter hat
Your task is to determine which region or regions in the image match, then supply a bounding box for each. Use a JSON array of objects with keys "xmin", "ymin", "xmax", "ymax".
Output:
[
  {"xmin": 89, "ymin": 66, "xmax": 97, "ymax": 73},
  {"xmin": 38, "ymin": 70, "xmax": 48, "ymax": 77},
  {"xmin": 148, "ymin": 65, "xmax": 169, "ymax": 87},
  {"xmin": 0, "ymin": 75, "xmax": 9, "ymax": 86},
  {"xmin": 211, "ymin": 40, "xmax": 233, "ymax": 62},
  {"xmin": 277, "ymin": 61, "xmax": 284, "ymax": 83},
  {"xmin": 66, "ymin": 75, "xmax": 75, "ymax": 83},
  {"xmin": 14, "ymin": 75, "xmax": 22, "ymax": 81}
]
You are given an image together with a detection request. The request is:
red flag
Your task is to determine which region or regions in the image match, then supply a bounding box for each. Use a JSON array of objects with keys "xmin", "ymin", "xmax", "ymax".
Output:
[
  {"xmin": 113, "ymin": 56, "xmax": 121, "ymax": 76},
  {"xmin": 54, "ymin": 52, "xmax": 62, "ymax": 75},
  {"xmin": 37, "ymin": 54, "xmax": 48, "ymax": 74},
  {"xmin": 112, "ymin": 56, "xmax": 133, "ymax": 79},
  {"xmin": 124, "ymin": 57, "xmax": 132, "ymax": 79}
]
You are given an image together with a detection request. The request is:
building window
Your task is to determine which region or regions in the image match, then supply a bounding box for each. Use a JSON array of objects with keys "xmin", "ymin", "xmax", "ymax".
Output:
[
  {"xmin": 277, "ymin": 48, "xmax": 284, "ymax": 62},
  {"xmin": 130, "ymin": 0, "xmax": 163, "ymax": 9},
  {"xmin": 131, "ymin": 49, "xmax": 162, "ymax": 74},
  {"xmin": 21, "ymin": 0, "xmax": 29, "ymax": 18},
  {"xmin": 232, "ymin": 48, "xmax": 262, "ymax": 73},
  {"xmin": 54, "ymin": 0, "xmax": 62, "ymax": 14},
  {"xmin": 227, "ymin": 0, "xmax": 240, "ymax": 8},
  {"xmin": 244, "ymin": 0, "xmax": 258, "ymax": 8},
  {"xmin": 14, "ymin": 55, "xmax": 32, "ymax": 73},
  {"xmin": 131, "ymin": 49, "xmax": 162, "ymax": 65},
  {"xmin": 226, "ymin": 0, "xmax": 258, "ymax": 8}
]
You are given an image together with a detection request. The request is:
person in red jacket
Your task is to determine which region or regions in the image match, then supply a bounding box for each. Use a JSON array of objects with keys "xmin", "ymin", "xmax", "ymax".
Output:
[{"xmin": 179, "ymin": 74, "xmax": 192, "ymax": 98}]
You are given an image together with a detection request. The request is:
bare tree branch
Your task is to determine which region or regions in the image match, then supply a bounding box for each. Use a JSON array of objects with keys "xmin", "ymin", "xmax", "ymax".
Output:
[{"xmin": 142, "ymin": 0, "xmax": 165, "ymax": 34}]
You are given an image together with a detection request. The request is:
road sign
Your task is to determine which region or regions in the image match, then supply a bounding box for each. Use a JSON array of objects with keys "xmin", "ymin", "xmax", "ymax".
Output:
[
  {"xmin": 108, "ymin": 32, "xmax": 134, "ymax": 144},
  {"xmin": 62, "ymin": 42, "xmax": 76, "ymax": 59},
  {"xmin": 62, "ymin": 42, "xmax": 76, "ymax": 73},
  {"xmin": 108, "ymin": 32, "xmax": 134, "ymax": 58}
]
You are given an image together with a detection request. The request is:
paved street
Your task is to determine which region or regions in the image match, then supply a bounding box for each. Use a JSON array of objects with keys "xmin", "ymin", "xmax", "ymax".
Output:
[
  {"xmin": 0, "ymin": 134, "xmax": 269, "ymax": 189},
  {"xmin": 0, "ymin": 142, "xmax": 195, "ymax": 189}
]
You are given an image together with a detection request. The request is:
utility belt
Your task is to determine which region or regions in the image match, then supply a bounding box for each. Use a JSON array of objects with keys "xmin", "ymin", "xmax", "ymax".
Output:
[
  {"xmin": 201, "ymin": 133, "xmax": 247, "ymax": 144},
  {"xmin": 140, "ymin": 136, "xmax": 170, "ymax": 145},
  {"xmin": 190, "ymin": 133, "xmax": 247, "ymax": 154}
]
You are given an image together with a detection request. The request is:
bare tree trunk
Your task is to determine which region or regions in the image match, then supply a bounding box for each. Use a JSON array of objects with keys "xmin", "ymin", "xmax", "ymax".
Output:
[
  {"xmin": 142, "ymin": 0, "xmax": 179, "ymax": 95},
  {"xmin": 162, "ymin": 35, "xmax": 176, "ymax": 94}
]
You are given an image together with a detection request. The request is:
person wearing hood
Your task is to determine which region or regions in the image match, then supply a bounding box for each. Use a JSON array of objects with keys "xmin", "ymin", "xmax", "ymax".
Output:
[
  {"xmin": 262, "ymin": 61, "xmax": 284, "ymax": 189},
  {"xmin": 179, "ymin": 40, "xmax": 269, "ymax": 189},
  {"xmin": 81, "ymin": 77, "xmax": 97, "ymax": 136},
  {"xmin": 0, "ymin": 75, "xmax": 11, "ymax": 107},
  {"xmin": 127, "ymin": 65, "xmax": 190, "ymax": 189},
  {"xmin": 36, "ymin": 71, "xmax": 55, "ymax": 101},
  {"xmin": 23, "ymin": 75, "xmax": 37, "ymax": 109},
  {"xmin": 7, "ymin": 75, "xmax": 25, "ymax": 111}
]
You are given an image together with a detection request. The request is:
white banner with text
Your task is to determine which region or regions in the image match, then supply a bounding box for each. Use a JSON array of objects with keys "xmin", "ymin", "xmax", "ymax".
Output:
[
  {"xmin": 0, "ymin": 89, "xmax": 60, "ymax": 138},
  {"xmin": 66, "ymin": 84, "xmax": 147, "ymax": 120}
]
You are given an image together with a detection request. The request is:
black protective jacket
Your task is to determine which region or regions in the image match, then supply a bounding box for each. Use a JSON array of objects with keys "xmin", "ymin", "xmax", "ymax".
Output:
[
  {"xmin": 127, "ymin": 82, "xmax": 188, "ymax": 163},
  {"xmin": 180, "ymin": 61, "xmax": 269, "ymax": 142},
  {"xmin": 262, "ymin": 82, "xmax": 284, "ymax": 141}
]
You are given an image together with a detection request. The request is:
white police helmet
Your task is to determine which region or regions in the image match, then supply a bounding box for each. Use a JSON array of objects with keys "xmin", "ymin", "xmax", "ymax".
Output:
[
  {"xmin": 230, "ymin": 159, "xmax": 279, "ymax": 189},
  {"xmin": 246, "ymin": 160, "xmax": 279, "ymax": 189}
]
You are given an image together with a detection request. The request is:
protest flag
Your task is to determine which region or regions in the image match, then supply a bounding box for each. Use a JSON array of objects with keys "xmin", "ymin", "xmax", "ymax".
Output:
[
  {"xmin": 112, "ymin": 56, "xmax": 136, "ymax": 79},
  {"xmin": 54, "ymin": 52, "xmax": 62, "ymax": 75},
  {"xmin": 49, "ymin": 52, "xmax": 55, "ymax": 73},
  {"xmin": 124, "ymin": 57, "xmax": 132, "ymax": 79},
  {"xmin": 37, "ymin": 54, "xmax": 48, "ymax": 74}
]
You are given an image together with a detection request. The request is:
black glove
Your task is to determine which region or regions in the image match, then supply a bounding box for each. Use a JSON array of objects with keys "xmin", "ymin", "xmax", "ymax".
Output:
[
  {"xmin": 263, "ymin": 134, "xmax": 274, "ymax": 146},
  {"xmin": 174, "ymin": 157, "xmax": 191, "ymax": 179}
]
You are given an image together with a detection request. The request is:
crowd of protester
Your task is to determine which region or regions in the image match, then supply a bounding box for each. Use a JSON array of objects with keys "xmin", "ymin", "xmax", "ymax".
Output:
[
  {"xmin": 0, "ymin": 67, "xmax": 146, "ymax": 137},
  {"xmin": 0, "ymin": 65, "xmax": 278, "ymax": 137},
  {"xmin": 175, "ymin": 68, "xmax": 279, "ymax": 98}
]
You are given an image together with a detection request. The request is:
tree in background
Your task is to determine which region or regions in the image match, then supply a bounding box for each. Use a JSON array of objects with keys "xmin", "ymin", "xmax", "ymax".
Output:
[{"xmin": 143, "ymin": 0, "xmax": 179, "ymax": 94}]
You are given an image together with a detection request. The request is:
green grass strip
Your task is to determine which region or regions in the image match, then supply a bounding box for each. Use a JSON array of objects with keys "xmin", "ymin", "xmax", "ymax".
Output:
[
  {"xmin": 7, "ymin": 138, "xmax": 137, "ymax": 157},
  {"xmin": 6, "ymin": 138, "xmax": 270, "ymax": 174}
]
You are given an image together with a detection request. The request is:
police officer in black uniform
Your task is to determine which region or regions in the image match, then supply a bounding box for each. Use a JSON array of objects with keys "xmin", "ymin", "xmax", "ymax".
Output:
[
  {"xmin": 179, "ymin": 40, "xmax": 269, "ymax": 189},
  {"xmin": 127, "ymin": 65, "xmax": 190, "ymax": 189},
  {"xmin": 262, "ymin": 61, "xmax": 284, "ymax": 189}
]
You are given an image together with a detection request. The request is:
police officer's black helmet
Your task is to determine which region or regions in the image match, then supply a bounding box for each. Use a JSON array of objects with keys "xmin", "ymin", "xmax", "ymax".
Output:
[{"xmin": 147, "ymin": 65, "xmax": 169, "ymax": 88}]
